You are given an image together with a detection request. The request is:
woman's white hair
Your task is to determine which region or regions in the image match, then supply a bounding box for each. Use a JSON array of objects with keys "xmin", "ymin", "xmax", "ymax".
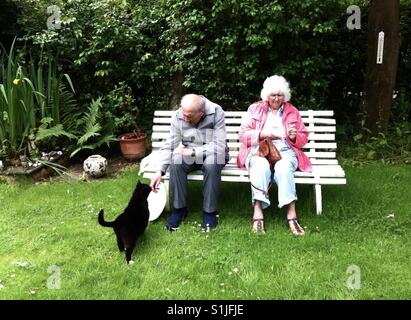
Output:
[{"xmin": 260, "ymin": 75, "xmax": 291, "ymax": 102}]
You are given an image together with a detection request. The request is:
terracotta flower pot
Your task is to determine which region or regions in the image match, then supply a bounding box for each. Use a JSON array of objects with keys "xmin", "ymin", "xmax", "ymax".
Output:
[{"xmin": 118, "ymin": 131, "xmax": 146, "ymax": 161}]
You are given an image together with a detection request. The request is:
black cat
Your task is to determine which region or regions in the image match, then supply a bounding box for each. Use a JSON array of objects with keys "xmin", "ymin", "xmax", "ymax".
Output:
[{"xmin": 98, "ymin": 181, "xmax": 151, "ymax": 264}]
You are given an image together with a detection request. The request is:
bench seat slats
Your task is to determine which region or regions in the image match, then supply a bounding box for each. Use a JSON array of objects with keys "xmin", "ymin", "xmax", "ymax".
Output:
[
  {"xmin": 150, "ymin": 149, "xmax": 337, "ymax": 159},
  {"xmin": 142, "ymin": 164, "xmax": 345, "ymax": 178},
  {"xmin": 143, "ymin": 171, "xmax": 346, "ymax": 185}
]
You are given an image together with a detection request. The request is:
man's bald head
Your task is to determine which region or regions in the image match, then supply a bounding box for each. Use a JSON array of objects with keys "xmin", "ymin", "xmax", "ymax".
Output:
[
  {"xmin": 181, "ymin": 94, "xmax": 205, "ymax": 112},
  {"xmin": 180, "ymin": 94, "xmax": 205, "ymax": 125}
]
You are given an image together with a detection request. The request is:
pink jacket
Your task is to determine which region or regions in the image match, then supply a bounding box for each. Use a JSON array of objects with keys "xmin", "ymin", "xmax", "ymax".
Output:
[{"xmin": 236, "ymin": 101, "xmax": 312, "ymax": 172}]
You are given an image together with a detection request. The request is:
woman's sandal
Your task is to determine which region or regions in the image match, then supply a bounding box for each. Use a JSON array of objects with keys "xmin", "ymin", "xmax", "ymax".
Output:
[
  {"xmin": 287, "ymin": 218, "xmax": 305, "ymax": 236},
  {"xmin": 252, "ymin": 218, "xmax": 266, "ymax": 234}
]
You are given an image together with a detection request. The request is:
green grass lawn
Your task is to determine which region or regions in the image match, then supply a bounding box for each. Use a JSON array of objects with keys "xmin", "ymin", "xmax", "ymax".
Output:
[{"xmin": 0, "ymin": 163, "xmax": 410, "ymax": 300}]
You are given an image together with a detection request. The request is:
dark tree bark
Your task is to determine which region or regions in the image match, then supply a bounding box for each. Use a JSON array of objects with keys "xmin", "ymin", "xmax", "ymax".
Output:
[
  {"xmin": 169, "ymin": 70, "xmax": 185, "ymax": 110},
  {"xmin": 364, "ymin": 0, "xmax": 400, "ymax": 135},
  {"xmin": 167, "ymin": 21, "xmax": 187, "ymax": 111}
]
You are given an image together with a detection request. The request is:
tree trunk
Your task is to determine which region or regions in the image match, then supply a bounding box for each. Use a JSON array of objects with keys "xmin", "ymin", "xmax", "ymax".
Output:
[
  {"xmin": 169, "ymin": 70, "xmax": 185, "ymax": 110},
  {"xmin": 364, "ymin": 0, "xmax": 400, "ymax": 135}
]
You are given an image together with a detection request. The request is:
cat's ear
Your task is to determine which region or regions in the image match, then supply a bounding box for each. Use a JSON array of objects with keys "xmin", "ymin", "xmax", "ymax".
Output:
[{"xmin": 137, "ymin": 180, "xmax": 141, "ymax": 186}]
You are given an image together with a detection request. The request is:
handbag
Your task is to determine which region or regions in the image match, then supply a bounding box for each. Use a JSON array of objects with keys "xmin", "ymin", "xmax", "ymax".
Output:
[
  {"xmin": 249, "ymin": 138, "xmax": 282, "ymax": 196},
  {"xmin": 258, "ymin": 138, "xmax": 282, "ymax": 167}
]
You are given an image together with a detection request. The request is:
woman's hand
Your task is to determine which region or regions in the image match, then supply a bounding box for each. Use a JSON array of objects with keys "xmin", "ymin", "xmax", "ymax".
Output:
[
  {"xmin": 260, "ymin": 130, "xmax": 281, "ymax": 140},
  {"xmin": 287, "ymin": 125, "xmax": 297, "ymax": 142}
]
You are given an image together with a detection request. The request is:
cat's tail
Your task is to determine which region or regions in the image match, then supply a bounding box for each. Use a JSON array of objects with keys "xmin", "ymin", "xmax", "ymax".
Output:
[{"xmin": 98, "ymin": 209, "xmax": 115, "ymax": 227}]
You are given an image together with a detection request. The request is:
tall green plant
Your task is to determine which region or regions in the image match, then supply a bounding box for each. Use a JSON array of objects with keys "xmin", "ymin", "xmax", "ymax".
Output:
[
  {"xmin": 0, "ymin": 38, "xmax": 43, "ymax": 157},
  {"xmin": 28, "ymin": 51, "xmax": 76, "ymax": 123},
  {"xmin": 0, "ymin": 38, "xmax": 77, "ymax": 159}
]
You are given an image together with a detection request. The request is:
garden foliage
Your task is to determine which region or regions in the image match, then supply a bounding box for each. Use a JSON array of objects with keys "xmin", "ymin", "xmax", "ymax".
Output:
[{"xmin": 0, "ymin": 0, "xmax": 409, "ymax": 161}]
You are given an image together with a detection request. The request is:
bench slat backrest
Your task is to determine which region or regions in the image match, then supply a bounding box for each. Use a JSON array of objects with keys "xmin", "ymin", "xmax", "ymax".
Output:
[{"xmin": 151, "ymin": 110, "xmax": 338, "ymax": 164}]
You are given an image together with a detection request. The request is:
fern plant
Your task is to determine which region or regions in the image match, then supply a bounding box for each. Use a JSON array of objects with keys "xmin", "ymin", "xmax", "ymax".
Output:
[
  {"xmin": 70, "ymin": 98, "xmax": 116, "ymax": 158},
  {"xmin": 34, "ymin": 117, "xmax": 76, "ymax": 146}
]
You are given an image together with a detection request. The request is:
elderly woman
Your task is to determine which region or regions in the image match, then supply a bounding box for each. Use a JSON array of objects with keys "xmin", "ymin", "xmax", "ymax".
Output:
[{"xmin": 237, "ymin": 75, "xmax": 312, "ymax": 235}]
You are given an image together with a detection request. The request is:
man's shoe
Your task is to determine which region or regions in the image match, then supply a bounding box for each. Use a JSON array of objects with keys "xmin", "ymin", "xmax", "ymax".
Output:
[
  {"xmin": 165, "ymin": 208, "xmax": 187, "ymax": 231},
  {"xmin": 202, "ymin": 211, "xmax": 218, "ymax": 231}
]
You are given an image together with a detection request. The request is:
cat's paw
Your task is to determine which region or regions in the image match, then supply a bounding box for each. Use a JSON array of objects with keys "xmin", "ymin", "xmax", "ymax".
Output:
[{"xmin": 128, "ymin": 260, "xmax": 135, "ymax": 265}]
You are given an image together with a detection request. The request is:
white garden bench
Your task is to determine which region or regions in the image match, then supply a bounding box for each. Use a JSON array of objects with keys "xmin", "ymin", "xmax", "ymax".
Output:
[{"xmin": 139, "ymin": 110, "xmax": 346, "ymax": 215}]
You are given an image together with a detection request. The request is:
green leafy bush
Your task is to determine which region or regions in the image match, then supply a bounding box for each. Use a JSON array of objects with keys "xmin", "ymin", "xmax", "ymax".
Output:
[
  {"xmin": 341, "ymin": 90, "xmax": 411, "ymax": 164},
  {"xmin": 100, "ymin": 82, "xmax": 140, "ymax": 136},
  {"xmin": 11, "ymin": 0, "xmax": 410, "ymax": 163}
]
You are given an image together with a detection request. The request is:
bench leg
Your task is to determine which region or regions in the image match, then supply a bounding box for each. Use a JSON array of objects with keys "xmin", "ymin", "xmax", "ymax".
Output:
[
  {"xmin": 164, "ymin": 180, "xmax": 171, "ymax": 212},
  {"xmin": 314, "ymin": 184, "xmax": 322, "ymax": 215}
]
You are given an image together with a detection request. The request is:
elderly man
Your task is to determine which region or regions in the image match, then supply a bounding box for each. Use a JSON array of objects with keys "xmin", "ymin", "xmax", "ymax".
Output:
[{"xmin": 150, "ymin": 94, "xmax": 228, "ymax": 231}]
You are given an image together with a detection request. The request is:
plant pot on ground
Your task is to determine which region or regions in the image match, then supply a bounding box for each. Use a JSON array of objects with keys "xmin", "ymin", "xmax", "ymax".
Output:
[{"xmin": 118, "ymin": 130, "xmax": 146, "ymax": 161}]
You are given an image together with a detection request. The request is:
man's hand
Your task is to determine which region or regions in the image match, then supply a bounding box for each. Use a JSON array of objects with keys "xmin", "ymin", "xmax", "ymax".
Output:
[
  {"xmin": 173, "ymin": 147, "xmax": 193, "ymax": 156},
  {"xmin": 150, "ymin": 171, "xmax": 162, "ymax": 192}
]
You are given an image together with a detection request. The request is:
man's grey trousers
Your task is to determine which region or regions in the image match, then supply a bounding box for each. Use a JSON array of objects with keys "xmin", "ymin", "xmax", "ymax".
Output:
[{"xmin": 169, "ymin": 154, "xmax": 226, "ymax": 213}]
